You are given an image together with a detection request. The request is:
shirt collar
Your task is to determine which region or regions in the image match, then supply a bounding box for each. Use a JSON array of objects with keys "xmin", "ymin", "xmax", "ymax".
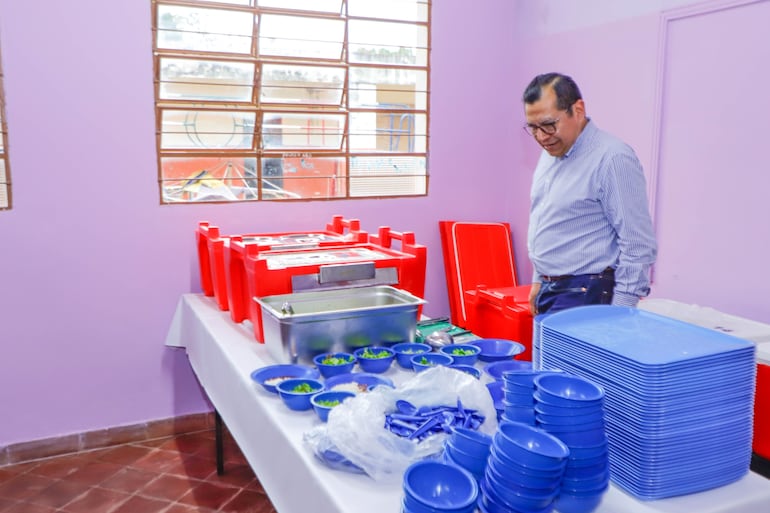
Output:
[{"xmin": 561, "ymin": 117, "xmax": 594, "ymax": 160}]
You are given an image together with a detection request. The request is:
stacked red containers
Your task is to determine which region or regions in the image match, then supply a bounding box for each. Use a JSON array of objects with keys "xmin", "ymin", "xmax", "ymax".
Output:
[
  {"xmin": 439, "ymin": 220, "xmax": 533, "ymax": 359},
  {"xmin": 244, "ymin": 226, "xmax": 427, "ymax": 343},
  {"xmin": 196, "ymin": 217, "xmax": 427, "ymax": 344},
  {"xmin": 196, "ymin": 222, "xmax": 228, "ymax": 310},
  {"xmin": 196, "ymin": 215, "xmax": 367, "ymax": 313},
  {"xmin": 223, "ymin": 217, "xmax": 368, "ymax": 323},
  {"xmin": 463, "ymin": 286, "xmax": 533, "ymax": 361}
]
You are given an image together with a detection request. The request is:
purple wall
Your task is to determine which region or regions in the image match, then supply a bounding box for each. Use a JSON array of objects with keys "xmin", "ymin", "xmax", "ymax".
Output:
[{"xmin": 0, "ymin": 0, "xmax": 517, "ymax": 446}]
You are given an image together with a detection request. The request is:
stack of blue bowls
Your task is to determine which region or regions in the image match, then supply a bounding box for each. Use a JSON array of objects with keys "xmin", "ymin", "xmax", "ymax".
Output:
[
  {"xmin": 500, "ymin": 369, "xmax": 563, "ymax": 426},
  {"xmin": 402, "ymin": 460, "xmax": 479, "ymax": 513},
  {"xmin": 534, "ymin": 374, "xmax": 609, "ymax": 513},
  {"xmin": 479, "ymin": 421, "xmax": 569, "ymax": 513},
  {"xmin": 443, "ymin": 426, "xmax": 492, "ymax": 482},
  {"xmin": 499, "ymin": 370, "xmax": 540, "ymax": 425},
  {"xmin": 486, "ymin": 381, "xmax": 504, "ymax": 421}
]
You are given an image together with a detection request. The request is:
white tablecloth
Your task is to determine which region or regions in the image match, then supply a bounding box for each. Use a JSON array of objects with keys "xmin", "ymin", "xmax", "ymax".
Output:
[{"xmin": 166, "ymin": 293, "xmax": 770, "ymax": 513}]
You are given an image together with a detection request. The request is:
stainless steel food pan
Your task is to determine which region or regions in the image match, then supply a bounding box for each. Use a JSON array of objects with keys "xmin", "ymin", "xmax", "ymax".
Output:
[{"xmin": 255, "ymin": 285, "xmax": 426, "ymax": 364}]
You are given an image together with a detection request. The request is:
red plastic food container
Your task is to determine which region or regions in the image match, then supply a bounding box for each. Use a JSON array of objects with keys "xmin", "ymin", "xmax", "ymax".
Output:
[
  {"xmin": 439, "ymin": 220, "xmax": 530, "ymax": 328},
  {"xmin": 463, "ymin": 286, "xmax": 533, "ymax": 361},
  {"xmin": 196, "ymin": 215, "xmax": 367, "ymax": 313},
  {"xmin": 224, "ymin": 219, "xmax": 367, "ymax": 323},
  {"xmin": 754, "ymin": 343, "xmax": 770, "ymax": 459},
  {"xmin": 245, "ymin": 227, "xmax": 426, "ymax": 343}
]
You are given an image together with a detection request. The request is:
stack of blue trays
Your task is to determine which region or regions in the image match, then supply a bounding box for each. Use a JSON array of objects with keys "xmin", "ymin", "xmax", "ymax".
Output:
[{"xmin": 539, "ymin": 305, "xmax": 756, "ymax": 500}]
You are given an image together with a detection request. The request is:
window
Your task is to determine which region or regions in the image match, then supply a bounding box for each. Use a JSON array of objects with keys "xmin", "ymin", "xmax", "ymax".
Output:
[
  {"xmin": 0, "ymin": 47, "xmax": 10, "ymax": 210},
  {"xmin": 152, "ymin": 0, "xmax": 431, "ymax": 203}
]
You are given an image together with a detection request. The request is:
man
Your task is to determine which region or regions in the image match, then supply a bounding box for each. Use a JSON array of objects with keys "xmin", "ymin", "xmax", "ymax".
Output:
[{"xmin": 523, "ymin": 73, "xmax": 657, "ymax": 315}]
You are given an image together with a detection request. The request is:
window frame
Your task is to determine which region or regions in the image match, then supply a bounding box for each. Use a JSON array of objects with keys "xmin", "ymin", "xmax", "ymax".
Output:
[
  {"xmin": 0, "ymin": 48, "xmax": 10, "ymax": 211},
  {"xmin": 151, "ymin": 0, "xmax": 431, "ymax": 204}
]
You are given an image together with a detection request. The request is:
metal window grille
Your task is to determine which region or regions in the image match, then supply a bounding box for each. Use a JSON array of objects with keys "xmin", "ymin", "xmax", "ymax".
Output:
[{"xmin": 152, "ymin": 0, "xmax": 431, "ymax": 203}]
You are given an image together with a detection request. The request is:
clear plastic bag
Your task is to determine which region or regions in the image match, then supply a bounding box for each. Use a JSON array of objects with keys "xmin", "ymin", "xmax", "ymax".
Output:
[{"xmin": 303, "ymin": 366, "xmax": 498, "ymax": 482}]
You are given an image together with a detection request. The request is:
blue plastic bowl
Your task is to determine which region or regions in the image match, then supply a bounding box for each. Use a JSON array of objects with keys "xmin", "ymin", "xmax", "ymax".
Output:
[
  {"xmin": 446, "ymin": 440, "xmax": 489, "ymax": 475},
  {"xmin": 485, "ymin": 462, "xmax": 561, "ymax": 496},
  {"xmin": 501, "ymin": 370, "xmax": 544, "ymax": 389},
  {"xmin": 547, "ymin": 427, "xmax": 607, "ymax": 448},
  {"xmin": 403, "ymin": 460, "xmax": 479, "ymax": 511},
  {"xmin": 535, "ymin": 406, "xmax": 605, "ymax": 425},
  {"xmin": 250, "ymin": 364, "xmax": 320, "ymax": 394},
  {"xmin": 552, "ymin": 491, "xmax": 604, "ymax": 513},
  {"xmin": 444, "ymin": 436, "xmax": 492, "ymax": 464},
  {"xmin": 563, "ymin": 460, "xmax": 609, "ymax": 479},
  {"xmin": 567, "ymin": 451, "xmax": 609, "ymax": 469},
  {"xmin": 486, "ymin": 381, "xmax": 504, "ymax": 408},
  {"xmin": 486, "ymin": 456, "xmax": 563, "ymax": 490},
  {"xmin": 310, "ymin": 390, "xmax": 355, "ymax": 422},
  {"xmin": 500, "ymin": 412, "xmax": 536, "ymax": 427},
  {"xmin": 411, "ymin": 352, "xmax": 453, "ymax": 372},
  {"xmin": 534, "ymin": 374, "xmax": 605, "ymax": 405},
  {"xmin": 403, "ymin": 492, "xmax": 477, "ymax": 513},
  {"xmin": 484, "ymin": 459, "xmax": 560, "ymax": 495},
  {"xmin": 481, "ymin": 475, "xmax": 558, "ymax": 512},
  {"xmin": 276, "ymin": 378, "xmax": 324, "ymax": 411},
  {"xmin": 485, "ymin": 360, "xmax": 533, "ymax": 381},
  {"xmin": 567, "ymin": 441, "xmax": 609, "ymax": 460},
  {"xmin": 324, "ymin": 372, "xmax": 394, "ymax": 393},
  {"xmin": 561, "ymin": 470, "xmax": 611, "ymax": 491},
  {"xmin": 449, "ymin": 364, "xmax": 481, "ymax": 379},
  {"xmin": 561, "ymin": 480, "xmax": 610, "ymax": 497},
  {"xmin": 488, "ymin": 444, "xmax": 565, "ymax": 477},
  {"xmin": 392, "ymin": 342, "xmax": 431, "ymax": 369},
  {"xmin": 538, "ymin": 417, "xmax": 605, "ymax": 433},
  {"xmin": 354, "ymin": 346, "xmax": 395, "ymax": 373},
  {"xmin": 494, "ymin": 422, "xmax": 570, "ymax": 467},
  {"xmin": 469, "ymin": 339, "xmax": 525, "ymax": 362},
  {"xmin": 451, "ymin": 426, "xmax": 493, "ymax": 455},
  {"xmin": 533, "ymin": 390, "xmax": 604, "ymax": 411},
  {"xmin": 440, "ymin": 344, "xmax": 481, "ymax": 366},
  {"xmin": 501, "ymin": 405, "xmax": 537, "ymax": 425},
  {"xmin": 403, "ymin": 495, "xmax": 477, "ymax": 513},
  {"xmin": 478, "ymin": 487, "xmax": 556, "ymax": 513},
  {"xmin": 503, "ymin": 389, "xmax": 536, "ymax": 406},
  {"xmin": 533, "ymin": 399, "xmax": 604, "ymax": 417},
  {"xmin": 313, "ymin": 352, "xmax": 356, "ymax": 379}
]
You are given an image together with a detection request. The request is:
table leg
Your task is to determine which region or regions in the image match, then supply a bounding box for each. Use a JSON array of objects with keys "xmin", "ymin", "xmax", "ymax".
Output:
[{"xmin": 215, "ymin": 409, "xmax": 225, "ymax": 475}]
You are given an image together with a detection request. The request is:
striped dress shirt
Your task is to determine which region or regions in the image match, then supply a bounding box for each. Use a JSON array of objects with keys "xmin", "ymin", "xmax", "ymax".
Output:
[{"xmin": 527, "ymin": 120, "xmax": 657, "ymax": 306}]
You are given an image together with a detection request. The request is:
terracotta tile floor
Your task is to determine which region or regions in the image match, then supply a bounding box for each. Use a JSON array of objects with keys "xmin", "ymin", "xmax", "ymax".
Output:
[{"xmin": 0, "ymin": 429, "xmax": 277, "ymax": 513}]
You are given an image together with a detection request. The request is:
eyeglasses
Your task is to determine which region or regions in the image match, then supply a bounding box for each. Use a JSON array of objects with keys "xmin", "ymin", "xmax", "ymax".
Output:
[{"xmin": 523, "ymin": 117, "xmax": 561, "ymax": 137}]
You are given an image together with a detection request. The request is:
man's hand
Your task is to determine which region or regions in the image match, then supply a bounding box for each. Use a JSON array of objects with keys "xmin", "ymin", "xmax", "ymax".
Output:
[{"xmin": 529, "ymin": 282, "xmax": 541, "ymax": 316}]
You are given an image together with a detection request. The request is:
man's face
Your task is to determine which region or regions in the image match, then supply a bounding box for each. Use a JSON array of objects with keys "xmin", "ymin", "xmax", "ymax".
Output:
[{"xmin": 524, "ymin": 86, "xmax": 585, "ymax": 158}]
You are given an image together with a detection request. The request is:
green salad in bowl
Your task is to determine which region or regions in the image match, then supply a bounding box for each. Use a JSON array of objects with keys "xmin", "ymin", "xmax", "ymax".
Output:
[
  {"xmin": 354, "ymin": 346, "xmax": 395, "ymax": 373},
  {"xmin": 313, "ymin": 352, "xmax": 356, "ymax": 379}
]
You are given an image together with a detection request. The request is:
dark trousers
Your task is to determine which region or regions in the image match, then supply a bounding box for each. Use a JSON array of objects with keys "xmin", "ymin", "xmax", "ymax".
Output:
[{"xmin": 535, "ymin": 271, "xmax": 615, "ymax": 315}]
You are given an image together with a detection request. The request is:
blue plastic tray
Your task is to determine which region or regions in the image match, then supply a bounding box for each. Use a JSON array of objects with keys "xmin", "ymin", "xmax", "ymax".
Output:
[{"xmin": 541, "ymin": 305, "xmax": 755, "ymax": 365}]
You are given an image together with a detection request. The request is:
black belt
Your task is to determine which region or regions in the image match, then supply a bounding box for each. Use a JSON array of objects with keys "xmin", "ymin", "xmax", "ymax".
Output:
[{"xmin": 541, "ymin": 267, "xmax": 615, "ymax": 283}]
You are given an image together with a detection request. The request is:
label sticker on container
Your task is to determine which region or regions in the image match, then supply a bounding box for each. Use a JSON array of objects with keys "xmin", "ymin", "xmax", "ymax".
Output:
[
  {"xmin": 265, "ymin": 248, "xmax": 389, "ymax": 269},
  {"xmin": 242, "ymin": 233, "xmax": 344, "ymax": 246}
]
